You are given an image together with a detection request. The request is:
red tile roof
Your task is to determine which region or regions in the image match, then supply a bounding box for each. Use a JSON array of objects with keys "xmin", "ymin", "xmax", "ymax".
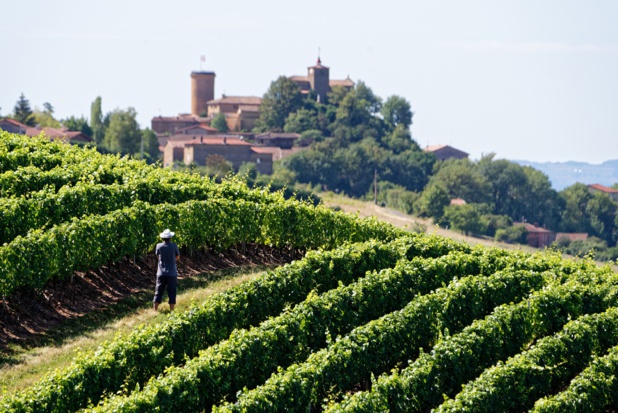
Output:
[
  {"xmin": 22, "ymin": 127, "xmax": 92, "ymax": 142},
  {"xmin": 256, "ymin": 132, "xmax": 300, "ymax": 139},
  {"xmin": 207, "ymin": 96, "xmax": 262, "ymax": 105},
  {"xmin": 166, "ymin": 135, "xmax": 251, "ymax": 148},
  {"xmin": 175, "ymin": 124, "xmax": 218, "ymax": 134},
  {"xmin": 588, "ymin": 183, "xmax": 618, "ymax": 194},
  {"xmin": 521, "ymin": 223, "xmax": 553, "ymax": 233},
  {"xmin": 329, "ymin": 77, "xmax": 354, "ymax": 87},
  {"xmin": 151, "ymin": 115, "xmax": 210, "ymax": 123},
  {"xmin": 0, "ymin": 118, "xmax": 27, "ymax": 127},
  {"xmin": 424, "ymin": 144, "xmax": 448, "ymax": 152}
]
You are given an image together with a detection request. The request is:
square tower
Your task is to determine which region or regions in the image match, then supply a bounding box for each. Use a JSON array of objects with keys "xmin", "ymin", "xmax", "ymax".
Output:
[{"xmin": 307, "ymin": 57, "xmax": 330, "ymax": 103}]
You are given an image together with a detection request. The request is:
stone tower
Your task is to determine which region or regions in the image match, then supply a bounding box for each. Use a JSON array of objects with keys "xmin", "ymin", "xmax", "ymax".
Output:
[
  {"xmin": 191, "ymin": 71, "xmax": 216, "ymax": 116},
  {"xmin": 307, "ymin": 57, "xmax": 330, "ymax": 103}
]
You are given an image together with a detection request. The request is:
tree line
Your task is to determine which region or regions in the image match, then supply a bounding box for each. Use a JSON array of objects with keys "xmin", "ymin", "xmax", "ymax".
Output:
[
  {"xmin": 251, "ymin": 76, "xmax": 618, "ymax": 260},
  {"xmin": 3, "ymin": 93, "xmax": 159, "ymax": 162},
  {"xmin": 4, "ymin": 78, "xmax": 617, "ymax": 259}
]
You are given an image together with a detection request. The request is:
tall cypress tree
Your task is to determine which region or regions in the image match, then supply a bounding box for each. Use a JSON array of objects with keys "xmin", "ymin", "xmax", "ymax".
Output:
[
  {"xmin": 13, "ymin": 93, "xmax": 35, "ymax": 126},
  {"xmin": 90, "ymin": 96, "xmax": 105, "ymax": 145}
]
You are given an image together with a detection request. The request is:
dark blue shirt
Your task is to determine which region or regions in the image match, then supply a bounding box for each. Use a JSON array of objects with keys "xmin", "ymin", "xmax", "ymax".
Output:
[{"xmin": 156, "ymin": 240, "xmax": 180, "ymax": 276}]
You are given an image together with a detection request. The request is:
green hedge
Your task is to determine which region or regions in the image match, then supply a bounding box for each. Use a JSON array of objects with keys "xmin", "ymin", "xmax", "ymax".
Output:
[
  {"xmin": 1, "ymin": 234, "xmax": 465, "ymax": 413},
  {"xmin": 435, "ymin": 306, "xmax": 618, "ymax": 412},
  {"xmin": 215, "ymin": 267, "xmax": 556, "ymax": 412},
  {"xmin": 85, "ymin": 248, "xmax": 512, "ymax": 413},
  {"xmin": 532, "ymin": 344, "xmax": 618, "ymax": 412},
  {"xmin": 328, "ymin": 270, "xmax": 618, "ymax": 412}
]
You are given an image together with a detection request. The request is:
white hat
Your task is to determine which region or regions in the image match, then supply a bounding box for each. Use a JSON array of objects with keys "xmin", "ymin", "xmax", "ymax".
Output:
[{"xmin": 159, "ymin": 229, "xmax": 175, "ymax": 239}]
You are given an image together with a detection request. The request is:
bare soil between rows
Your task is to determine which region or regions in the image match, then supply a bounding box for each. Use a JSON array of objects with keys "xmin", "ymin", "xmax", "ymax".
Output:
[{"xmin": 0, "ymin": 244, "xmax": 300, "ymax": 351}]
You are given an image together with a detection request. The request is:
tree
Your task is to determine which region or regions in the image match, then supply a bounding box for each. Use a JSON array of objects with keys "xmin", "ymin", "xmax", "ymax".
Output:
[
  {"xmin": 103, "ymin": 108, "xmax": 141, "ymax": 154},
  {"xmin": 32, "ymin": 109, "xmax": 61, "ymax": 128},
  {"xmin": 559, "ymin": 183, "xmax": 593, "ymax": 234},
  {"xmin": 211, "ymin": 112, "xmax": 229, "ymax": 132},
  {"xmin": 141, "ymin": 128, "xmax": 160, "ymax": 162},
  {"xmin": 63, "ymin": 116, "xmax": 93, "ymax": 137},
  {"xmin": 43, "ymin": 102, "xmax": 54, "ymax": 115},
  {"xmin": 381, "ymin": 95, "xmax": 413, "ymax": 131},
  {"xmin": 443, "ymin": 203, "xmax": 488, "ymax": 236},
  {"xmin": 334, "ymin": 82, "xmax": 380, "ymax": 129},
  {"xmin": 520, "ymin": 166, "xmax": 563, "ymax": 229},
  {"xmin": 586, "ymin": 192, "xmax": 617, "ymax": 245},
  {"xmin": 475, "ymin": 154, "xmax": 561, "ymax": 228},
  {"xmin": 382, "ymin": 124, "xmax": 413, "ymax": 154},
  {"xmin": 284, "ymin": 108, "xmax": 319, "ymax": 133},
  {"xmin": 13, "ymin": 93, "xmax": 35, "ymax": 126},
  {"xmin": 254, "ymin": 76, "xmax": 304, "ymax": 132},
  {"xmin": 428, "ymin": 158, "xmax": 491, "ymax": 204},
  {"xmin": 415, "ymin": 184, "xmax": 450, "ymax": 221},
  {"xmin": 90, "ymin": 96, "xmax": 105, "ymax": 145},
  {"xmin": 384, "ymin": 147, "xmax": 435, "ymax": 192},
  {"xmin": 238, "ymin": 162, "xmax": 258, "ymax": 180},
  {"xmin": 205, "ymin": 154, "xmax": 233, "ymax": 178}
]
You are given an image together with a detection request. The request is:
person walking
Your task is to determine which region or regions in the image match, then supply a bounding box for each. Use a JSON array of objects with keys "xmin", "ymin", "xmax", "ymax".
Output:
[{"xmin": 153, "ymin": 228, "xmax": 180, "ymax": 311}]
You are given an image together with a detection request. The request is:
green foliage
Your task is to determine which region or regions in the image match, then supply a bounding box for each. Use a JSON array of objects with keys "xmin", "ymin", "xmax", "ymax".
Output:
[
  {"xmin": 4, "ymin": 131, "xmax": 618, "ymax": 413},
  {"xmin": 238, "ymin": 162, "xmax": 258, "ymax": 180},
  {"xmin": 211, "ymin": 112, "xmax": 229, "ymax": 132},
  {"xmin": 254, "ymin": 76, "xmax": 304, "ymax": 132},
  {"xmin": 217, "ymin": 261, "xmax": 559, "ymax": 413},
  {"xmin": 329, "ymin": 269, "xmax": 618, "ymax": 412},
  {"xmin": 443, "ymin": 203, "xmax": 489, "ymax": 236},
  {"xmin": 91, "ymin": 246, "xmax": 488, "ymax": 413},
  {"xmin": 415, "ymin": 184, "xmax": 450, "ymax": 221},
  {"xmin": 90, "ymin": 96, "xmax": 105, "ymax": 145},
  {"xmin": 495, "ymin": 224, "xmax": 528, "ymax": 244},
  {"xmin": 435, "ymin": 307, "xmax": 618, "ymax": 412},
  {"xmin": 32, "ymin": 109, "xmax": 61, "ymax": 128},
  {"xmin": 103, "ymin": 107, "xmax": 141, "ymax": 154},
  {"xmin": 62, "ymin": 116, "xmax": 93, "ymax": 137},
  {"xmin": 532, "ymin": 344, "xmax": 618, "ymax": 412},
  {"xmin": 284, "ymin": 108, "xmax": 319, "ymax": 133},
  {"xmin": 139, "ymin": 128, "xmax": 159, "ymax": 162},
  {"xmin": 559, "ymin": 183, "xmax": 618, "ymax": 247},
  {"xmin": 12, "ymin": 93, "xmax": 35, "ymax": 126},
  {"xmin": 381, "ymin": 95, "xmax": 413, "ymax": 131}
]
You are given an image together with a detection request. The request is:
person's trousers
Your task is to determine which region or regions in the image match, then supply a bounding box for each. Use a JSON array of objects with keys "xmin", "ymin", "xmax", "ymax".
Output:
[{"xmin": 153, "ymin": 275, "xmax": 177, "ymax": 304}]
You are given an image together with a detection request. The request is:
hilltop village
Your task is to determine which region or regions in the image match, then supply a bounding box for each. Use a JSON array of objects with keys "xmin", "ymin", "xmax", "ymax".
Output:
[
  {"xmin": 2, "ymin": 59, "xmax": 617, "ymax": 256},
  {"xmin": 151, "ymin": 58, "xmax": 356, "ymax": 174}
]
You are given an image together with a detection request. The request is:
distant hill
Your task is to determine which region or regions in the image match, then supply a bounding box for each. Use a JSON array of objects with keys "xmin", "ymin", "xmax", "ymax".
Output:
[{"xmin": 513, "ymin": 159, "xmax": 618, "ymax": 191}]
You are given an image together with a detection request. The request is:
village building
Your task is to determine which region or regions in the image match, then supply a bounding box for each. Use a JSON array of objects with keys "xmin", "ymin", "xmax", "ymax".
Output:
[
  {"xmin": 163, "ymin": 135, "xmax": 275, "ymax": 174},
  {"xmin": 0, "ymin": 118, "xmax": 27, "ymax": 134},
  {"xmin": 154, "ymin": 58, "xmax": 345, "ymax": 172},
  {"xmin": 423, "ymin": 144, "xmax": 469, "ymax": 161},
  {"xmin": 520, "ymin": 223, "xmax": 556, "ymax": 248},
  {"xmin": 206, "ymin": 95, "xmax": 262, "ymax": 132},
  {"xmin": 289, "ymin": 57, "xmax": 354, "ymax": 103},
  {"xmin": 587, "ymin": 183, "xmax": 618, "ymax": 202},
  {"xmin": 0, "ymin": 118, "xmax": 91, "ymax": 144},
  {"xmin": 254, "ymin": 132, "xmax": 299, "ymax": 149},
  {"xmin": 151, "ymin": 114, "xmax": 210, "ymax": 136}
]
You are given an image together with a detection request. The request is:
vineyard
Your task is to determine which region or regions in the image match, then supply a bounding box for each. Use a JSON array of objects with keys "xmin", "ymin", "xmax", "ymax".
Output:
[{"xmin": 0, "ymin": 130, "xmax": 617, "ymax": 412}]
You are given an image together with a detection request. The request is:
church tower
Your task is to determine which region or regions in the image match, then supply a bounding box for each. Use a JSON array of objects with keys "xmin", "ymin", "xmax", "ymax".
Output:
[{"xmin": 307, "ymin": 56, "xmax": 330, "ymax": 103}]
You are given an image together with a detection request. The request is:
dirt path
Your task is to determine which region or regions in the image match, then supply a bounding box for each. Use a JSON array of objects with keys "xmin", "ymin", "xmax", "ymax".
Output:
[{"xmin": 0, "ymin": 244, "xmax": 299, "ymax": 351}]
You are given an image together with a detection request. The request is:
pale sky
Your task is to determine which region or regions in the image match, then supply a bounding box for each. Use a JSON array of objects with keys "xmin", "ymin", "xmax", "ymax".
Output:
[{"xmin": 2, "ymin": 0, "xmax": 617, "ymax": 163}]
